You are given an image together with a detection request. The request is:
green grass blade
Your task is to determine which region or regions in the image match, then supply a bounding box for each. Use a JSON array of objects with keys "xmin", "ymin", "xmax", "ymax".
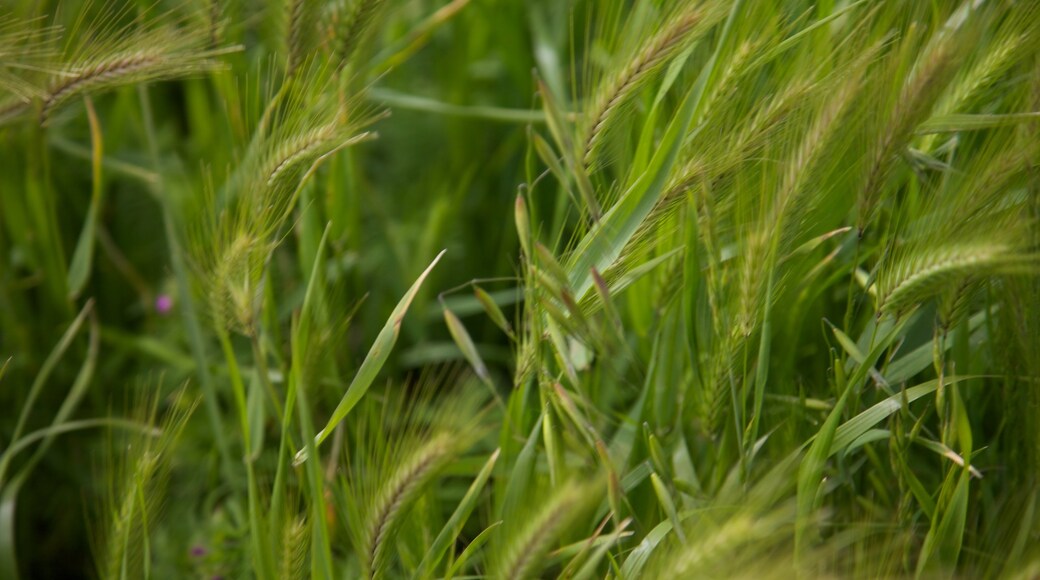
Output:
[
  {"xmin": 66, "ymin": 97, "xmax": 104, "ymax": 299},
  {"xmin": 650, "ymin": 472, "xmax": 685, "ymax": 544},
  {"xmin": 831, "ymin": 376, "xmax": 976, "ymax": 454},
  {"xmin": 300, "ymin": 249, "xmax": 445, "ymax": 461},
  {"xmin": 916, "ymin": 112, "xmax": 1040, "ymax": 134},
  {"xmin": 537, "ymin": 78, "xmax": 599, "ymax": 220},
  {"xmin": 498, "ymin": 414, "xmax": 543, "ymax": 521},
  {"xmin": 444, "ymin": 521, "xmax": 501, "ymax": 580},
  {"xmin": 916, "ymin": 469, "xmax": 970, "ymax": 576},
  {"xmin": 0, "ymin": 305, "xmax": 98, "ymax": 579},
  {"xmin": 473, "ymin": 286, "xmax": 514, "ymax": 339},
  {"xmin": 0, "ymin": 480, "xmax": 21, "ymax": 579},
  {"xmin": 565, "ymin": 79, "xmax": 701, "ymax": 301},
  {"xmin": 885, "ymin": 310, "xmax": 987, "ymax": 384},
  {"xmin": 619, "ymin": 518, "xmax": 673, "ymax": 579},
  {"xmin": 3, "ymin": 419, "xmax": 159, "ymax": 463},
  {"xmin": 443, "ymin": 306, "xmax": 493, "ymax": 388},
  {"xmin": 290, "ymin": 317, "xmax": 335, "ymax": 579},
  {"xmin": 7, "ymin": 300, "xmax": 93, "ymax": 461},
  {"xmin": 416, "ymin": 448, "xmax": 500, "ymax": 579},
  {"xmin": 368, "ymin": 87, "xmax": 545, "ymax": 124}
]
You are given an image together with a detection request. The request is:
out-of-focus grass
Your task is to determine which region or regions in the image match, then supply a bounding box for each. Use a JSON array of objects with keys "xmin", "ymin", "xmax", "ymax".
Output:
[{"xmin": 1, "ymin": 0, "xmax": 1039, "ymax": 578}]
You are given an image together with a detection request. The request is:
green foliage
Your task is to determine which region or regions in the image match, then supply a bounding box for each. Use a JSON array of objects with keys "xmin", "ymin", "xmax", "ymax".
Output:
[{"xmin": 1, "ymin": 0, "xmax": 1039, "ymax": 578}]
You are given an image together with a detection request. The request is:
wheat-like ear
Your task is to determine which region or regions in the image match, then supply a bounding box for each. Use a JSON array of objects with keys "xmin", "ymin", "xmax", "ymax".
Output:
[
  {"xmin": 674, "ymin": 54, "xmax": 809, "ymax": 187},
  {"xmin": 330, "ymin": 0, "xmax": 386, "ymax": 71},
  {"xmin": 580, "ymin": 2, "xmax": 719, "ymax": 169},
  {"xmin": 208, "ymin": 230, "xmax": 271, "ymax": 336},
  {"xmin": 937, "ymin": 279, "xmax": 978, "ymax": 331},
  {"xmin": 0, "ymin": 8, "xmax": 230, "ymax": 125},
  {"xmin": 0, "ymin": 15, "xmax": 59, "ymax": 101},
  {"xmin": 359, "ymin": 433, "xmax": 455, "ymax": 578},
  {"xmin": 278, "ymin": 513, "xmax": 309, "ymax": 580},
  {"xmin": 857, "ymin": 22, "xmax": 969, "ymax": 230},
  {"xmin": 338, "ymin": 381, "xmax": 486, "ymax": 579},
  {"xmin": 877, "ymin": 241, "xmax": 1036, "ymax": 317},
  {"xmin": 40, "ymin": 21, "xmax": 233, "ymax": 124},
  {"xmin": 262, "ymin": 123, "xmax": 376, "ymax": 191},
  {"xmin": 489, "ymin": 480, "xmax": 596, "ymax": 580},
  {"xmin": 938, "ymin": 33, "xmax": 1023, "ymax": 118},
  {"xmin": 234, "ymin": 64, "xmax": 384, "ymax": 213},
  {"xmin": 0, "ymin": 15, "xmax": 58, "ymax": 124},
  {"xmin": 936, "ymin": 3, "xmax": 1040, "ymax": 118},
  {"xmin": 188, "ymin": 64, "xmax": 382, "ymax": 335},
  {"xmin": 96, "ymin": 389, "xmax": 197, "ymax": 580},
  {"xmin": 0, "ymin": 97, "xmax": 29, "ymax": 124},
  {"xmin": 285, "ymin": 0, "xmax": 322, "ymax": 77}
]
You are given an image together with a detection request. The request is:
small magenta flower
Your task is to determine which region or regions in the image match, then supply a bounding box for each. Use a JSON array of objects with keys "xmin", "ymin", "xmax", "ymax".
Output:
[{"xmin": 155, "ymin": 294, "xmax": 174, "ymax": 315}]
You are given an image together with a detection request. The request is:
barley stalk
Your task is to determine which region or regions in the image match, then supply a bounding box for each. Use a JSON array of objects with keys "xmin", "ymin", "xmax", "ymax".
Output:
[
  {"xmin": 333, "ymin": 0, "xmax": 385, "ymax": 70},
  {"xmin": 878, "ymin": 242, "xmax": 1029, "ymax": 315},
  {"xmin": 361, "ymin": 434, "xmax": 453, "ymax": 578},
  {"xmin": 44, "ymin": 52, "xmax": 163, "ymax": 120},
  {"xmin": 581, "ymin": 5, "xmax": 708, "ymax": 168},
  {"xmin": 859, "ymin": 39, "xmax": 960, "ymax": 229},
  {"xmin": 263, "ymin": 123, "xmax": 339, "ymax": 185},
  {"xmin": 286, "ymin": 0, "xmax": 320, "ymax": 76},
  {"xmin": 280, "ymin": 515, "xmax": 309, "ymax": 580},
  {"xmin": 492, "ymin": 482, "xmax": 587, "ymax": 580}
]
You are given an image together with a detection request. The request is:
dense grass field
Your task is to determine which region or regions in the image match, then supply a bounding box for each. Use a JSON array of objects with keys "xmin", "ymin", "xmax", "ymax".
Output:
[{"xmin": 1, "ymin": 0, "xmax": 1039, "ymax": 577}]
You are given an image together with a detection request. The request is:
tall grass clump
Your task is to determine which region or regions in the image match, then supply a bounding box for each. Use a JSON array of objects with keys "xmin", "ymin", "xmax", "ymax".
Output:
[{"xmin": 1, "ymin": 0, "xmax": 1039, "ymax": 578}]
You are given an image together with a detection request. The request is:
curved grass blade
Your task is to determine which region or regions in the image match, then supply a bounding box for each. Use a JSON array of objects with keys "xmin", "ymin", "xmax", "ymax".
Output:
[
  {"xmin": 473, "ymin": 286, "xmax": 514, "ymax": 339},
  {"xmin": 567, "ymin": 519, "xmax": 632, "ymax": 580},
  {"xmin": 297, "ymin": 249, "xmax": 445, "ymax": 463},
  {"xmin": 917, "ymin": 469, "xmax": 970, "ymax": 575},
  {"xmin": 444, "ymin": 521, "xmax": 501, "ymax": 580},
  {"xmin": 498, "ymin": 414, "xmax": 543, "ymax": 520},
  {"xmin": 537, "ymin": 78, "xmax": 599, "ymax": 220},
  {"xmin": 830, "ymin": 376, "xmax": 977, "ymax": 454},
  {"xmin": 2, "ymin": 419, "xmax": 160, "ymax": 465},
  {"xmin": 650, "ymin": 472, "xmax": 685, "ymax": 544},
  {"xmin": 443, "ymin": 306, "xmax": 492, "ymax": 388},
  {"xmin": 368, "ymin": 87, "xmax": 544, "ymax": 123},
  {"xmin": 0, "ymin": 304, "xmax": 98, "ymax": 579},
  {"xmin": 565, "ymin": 73, "xmax": 701, "ymax": 302},
  {"xmin": 916, "ymin": 112, "xmax": 1040, "ymax": 134},
  {"xmin": 5, "ymin": 299, "xmax": 94, "ymax": 482},
  {"xmin": 619, "ymin": 518, "xmax": 673, "ymax": 579},
  {"xmin": 416, "ymin": 448, "xmax": 500, "ymax": 579},
  {"xmin": 67, "ymin": 96, "xmax": 104, "ymax": 299}
]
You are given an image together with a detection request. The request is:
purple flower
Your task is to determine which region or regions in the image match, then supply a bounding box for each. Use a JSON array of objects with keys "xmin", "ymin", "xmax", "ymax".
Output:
[
  {"xmin": 190, "ymin": 545, "xmax": 206, "ymax": 558},
  {"xmin": 155, "ymin": 294, "xmax": 174, "ymax": 315}
]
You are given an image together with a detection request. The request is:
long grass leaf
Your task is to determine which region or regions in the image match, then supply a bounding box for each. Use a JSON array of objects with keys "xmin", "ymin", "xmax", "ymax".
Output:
[
  {"xmin": 443, "ymin": 306, "xmax": 492, "ymax": 387},
  {"xmin": 619, "ymin": 518, "xmax": 672, "ymax": 579},
  {"xmin": 566, "ymin": 77, "xmax": 701, "ymax": 301},
  {"xmin": 300, "ymin": 250, "xmax": 445, "ymax": 460},
  {"xmin": 445, "ymin": 521, "xmax": 501, "ymax": 580},
  {"xmin": 831, "ymin": 376, "xmax": 977, "ymax": 454},
  {"xmin": 66, "ymin": 96, "xmax": 103, "ymax": 299},
  {"xmin": 6, "ymin": 300, "xmax": 93, "ymax": 468},
  {"xmin": 916, "ymin": 112, "xmax": 1040, "ymax": 134},
  {"xmin": 416, "ymin": 449, "xmax": 500, "ymax": 579},
  {"xmin": 650, "ymin": 473, "xmax": 685, "ymax": 544}
]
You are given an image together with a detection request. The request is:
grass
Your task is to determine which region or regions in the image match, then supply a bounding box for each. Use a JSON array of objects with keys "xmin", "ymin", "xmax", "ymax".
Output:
[{"xmin": 1, "ymin": 0, "xmax": 1039, "ymax": 578}]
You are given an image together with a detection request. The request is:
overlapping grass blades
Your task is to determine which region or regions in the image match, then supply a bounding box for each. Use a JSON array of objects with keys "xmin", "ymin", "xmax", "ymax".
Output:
[{"xmin": 1, "ymin": 0, "xmax": 1039, "ymax": 577}]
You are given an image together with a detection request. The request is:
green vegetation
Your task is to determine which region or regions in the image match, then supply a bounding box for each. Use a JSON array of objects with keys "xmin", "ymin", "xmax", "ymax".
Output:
[{"xmin": 1, "ymin": 0, "xmax": 1039, "ymax": 577}]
